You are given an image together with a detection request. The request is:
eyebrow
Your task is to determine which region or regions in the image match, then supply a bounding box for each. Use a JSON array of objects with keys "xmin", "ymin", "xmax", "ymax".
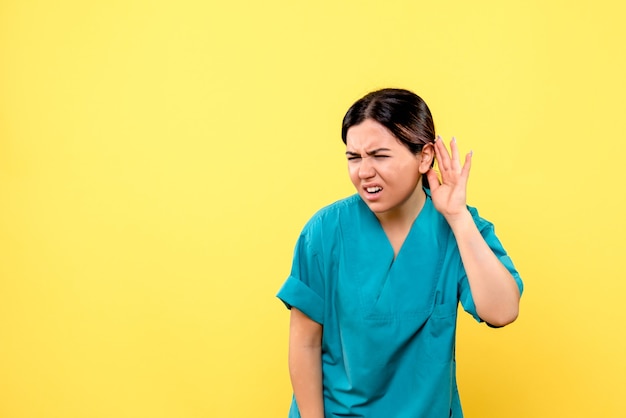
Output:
[{"xmin": 345, "ymin": 148, "xmax": 392, "ymax": 156}]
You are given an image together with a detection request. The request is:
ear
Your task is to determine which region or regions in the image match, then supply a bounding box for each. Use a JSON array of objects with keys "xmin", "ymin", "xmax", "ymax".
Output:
[{"xmin": 418, "ymin": 143, "xmax": 435, "ymax": 174}]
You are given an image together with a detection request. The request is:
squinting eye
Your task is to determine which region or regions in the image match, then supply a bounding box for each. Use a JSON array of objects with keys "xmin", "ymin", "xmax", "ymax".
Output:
[
  {"xmin": 374, "ymin": 155, "xmax": 390, "ymax": 158},
  {"xmin": 347, "ymin": 157, "xmax": 361, "ymax": 161}
]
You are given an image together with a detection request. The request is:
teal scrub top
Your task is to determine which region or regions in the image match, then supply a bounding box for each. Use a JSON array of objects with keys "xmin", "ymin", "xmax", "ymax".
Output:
[{"xmin": 277, "ymin": 192, "xmax": 523, "ymax": 418}]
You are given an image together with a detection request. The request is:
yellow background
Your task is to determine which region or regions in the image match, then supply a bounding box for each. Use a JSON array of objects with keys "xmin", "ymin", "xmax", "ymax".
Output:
[{"xmin": 1, "ymin": 0, "xmax": 625, "ymax": 417}]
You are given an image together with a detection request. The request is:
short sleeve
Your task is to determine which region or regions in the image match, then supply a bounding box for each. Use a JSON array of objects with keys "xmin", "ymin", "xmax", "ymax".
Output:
[
  {"xmin": 276, "ymin": 221, "xmax": 325, "ymax": 325},
  {"xmin": 459, "ymin": 207, "xmax": 524, "ymax": 324}
]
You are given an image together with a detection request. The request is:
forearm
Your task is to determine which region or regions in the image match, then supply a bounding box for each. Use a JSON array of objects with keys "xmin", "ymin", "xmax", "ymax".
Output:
[
  {"xmin": 289, "ymin": 308, "xmax": 324, "ymax": 418},
  {"xmin": 447, "ymin": 210, "xmax": 520, "ymax": 327},
  {"xmin": 289, "ymin": 344, "xmax": 324, "ymax": 418}
]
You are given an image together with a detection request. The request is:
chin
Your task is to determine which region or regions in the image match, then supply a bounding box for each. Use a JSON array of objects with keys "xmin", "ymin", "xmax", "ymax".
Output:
[{"xmin": 360, "ymin": 199, "xmax": 392, "ymax": 214}]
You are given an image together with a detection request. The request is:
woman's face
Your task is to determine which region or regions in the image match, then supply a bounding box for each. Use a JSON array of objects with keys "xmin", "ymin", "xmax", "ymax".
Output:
[{"xmin": 345, "ymin": 119, "xmax": 431, "ymax": 217}]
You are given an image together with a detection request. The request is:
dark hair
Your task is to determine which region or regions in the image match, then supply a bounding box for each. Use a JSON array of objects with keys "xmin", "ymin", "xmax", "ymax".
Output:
[{"xmin": 341, "ymin": 88, "xmax": 436, "ymax": 188}]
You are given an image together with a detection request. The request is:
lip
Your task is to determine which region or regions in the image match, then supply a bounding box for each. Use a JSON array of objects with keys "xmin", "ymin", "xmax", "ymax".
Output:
[{"xmin": 362, "ymin": 183, "xmax": 383, "ymax": 201}]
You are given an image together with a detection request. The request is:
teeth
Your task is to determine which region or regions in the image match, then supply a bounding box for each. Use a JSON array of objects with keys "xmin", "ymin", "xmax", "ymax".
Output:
[{"xmin": 366, "ymin": 187, "xmax": 382, "ymax": 193}]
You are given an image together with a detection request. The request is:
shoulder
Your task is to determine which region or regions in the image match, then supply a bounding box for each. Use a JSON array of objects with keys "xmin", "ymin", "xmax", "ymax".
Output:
[
  {"xmin": 303, "ymin": 194, "xmax": 362, "ymax": 231},
  {"xmin": 295, "ymin": 195, "xmax": 362, "ymax": 250},
  {"xmin": 466, "ymin": 204, "xmax": 496, "ymax": 233},
  {"xmin": 300, "ymin": 195, "xmax": 360, "ymax": 241}
]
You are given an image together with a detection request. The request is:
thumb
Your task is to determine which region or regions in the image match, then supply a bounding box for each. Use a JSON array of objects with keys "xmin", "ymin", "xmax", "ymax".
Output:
[{"xmin": 426, "ymin": 168, "xmax": 440, "ymax": 191}]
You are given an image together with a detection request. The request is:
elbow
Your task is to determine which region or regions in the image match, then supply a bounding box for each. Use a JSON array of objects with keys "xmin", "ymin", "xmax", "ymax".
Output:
[
  {"xmin": 478, "ymin": 282, "xmax": 522, "ymax": 327},
  {"xmin": 487, "ymin": 315, "xmax": 518, "ymax": 328},
  {"xmin": 483, "ymin": 306, "xmax": 519, "ymax": 328}
]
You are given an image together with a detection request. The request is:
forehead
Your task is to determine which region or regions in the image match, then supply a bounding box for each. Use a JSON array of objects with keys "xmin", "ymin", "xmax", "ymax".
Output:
[{"xmin": 345, "ymin": 119, "xmax": 402, "ymax": 150}]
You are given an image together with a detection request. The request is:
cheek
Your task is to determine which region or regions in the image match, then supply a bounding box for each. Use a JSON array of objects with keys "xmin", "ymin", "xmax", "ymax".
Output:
[
  {"xmin": 347, "ymin": 165, "xmax": 359, "ymax": 183},
  {"xmin": 390, "ymin": 162, "xmax": 421, "ymax": 185}
]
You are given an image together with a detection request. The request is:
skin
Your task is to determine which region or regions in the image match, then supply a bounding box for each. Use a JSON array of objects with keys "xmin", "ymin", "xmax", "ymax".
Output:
[
  {"xmin": 345, "ymin": 119, "xmax": 434, "ymax": 254},
  {"xmin": 288, "ymin": 308, "xmax": 324, "ymax": 418},
  {"xmin": 288, "ymin": 118, "xmax": 521, "ymax": 417}
]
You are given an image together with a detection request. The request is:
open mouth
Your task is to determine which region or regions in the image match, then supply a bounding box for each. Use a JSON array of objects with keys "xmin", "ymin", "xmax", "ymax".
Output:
[{"xmin": 365, "ymin": 186, "xmax": 382, "ymax": 194}]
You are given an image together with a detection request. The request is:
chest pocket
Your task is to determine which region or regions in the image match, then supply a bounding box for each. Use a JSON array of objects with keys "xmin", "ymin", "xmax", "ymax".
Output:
[{"xmin": 425, "ymin": 301, "xmax": 458, "ymax": 364}]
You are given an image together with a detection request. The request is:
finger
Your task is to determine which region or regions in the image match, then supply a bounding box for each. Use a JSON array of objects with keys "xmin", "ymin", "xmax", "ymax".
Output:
[
  {"xmin": 435, "ymin": 135, "xmax": 451, "ymax": 172},
  {"xmin": 450, "ymin": 137, "xmax": 461, "ymax": 172},
  {"xmin": 461, "ymin": 150, "xmax": 472, "ymax": 179},
  {"xmin": 426, "ymin": 168, "xmax": 440, "ymax": 191}
]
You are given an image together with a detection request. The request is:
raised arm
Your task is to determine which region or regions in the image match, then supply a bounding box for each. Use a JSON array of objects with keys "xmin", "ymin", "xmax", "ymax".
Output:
[
  {"xmin": 426, "ymin": 137, "xmax": 520, "ymax": 326},
  {"xmin": 288, "ymin": 308, "xmax": 324, "ymax": 418}
]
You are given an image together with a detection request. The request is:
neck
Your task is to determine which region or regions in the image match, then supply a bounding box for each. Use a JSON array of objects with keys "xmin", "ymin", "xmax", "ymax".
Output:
[{"xmin": 375, "ymin": 184, "xmax": 427, "ymax": 230}]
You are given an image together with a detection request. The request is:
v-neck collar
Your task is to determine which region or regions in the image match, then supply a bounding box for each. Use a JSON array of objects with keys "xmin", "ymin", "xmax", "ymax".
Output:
[
  {"xmin": 340, "ymin": 192, "xmax": 446, "ymax": 321},
  {"xmin": 359, "ymin": 191, "xmax": 434, "ymax": 266}
]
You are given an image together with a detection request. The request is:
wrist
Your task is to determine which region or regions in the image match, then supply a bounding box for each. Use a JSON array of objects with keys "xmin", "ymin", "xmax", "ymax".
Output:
[{"xmin": 444, "ymin": 208, "xmax": 473, "ymax": 232}]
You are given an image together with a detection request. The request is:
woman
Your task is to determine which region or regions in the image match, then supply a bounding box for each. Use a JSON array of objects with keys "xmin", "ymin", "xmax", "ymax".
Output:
[{"xmin": 277, "ymin": 88, "xmax": 523, "ymax": 418}]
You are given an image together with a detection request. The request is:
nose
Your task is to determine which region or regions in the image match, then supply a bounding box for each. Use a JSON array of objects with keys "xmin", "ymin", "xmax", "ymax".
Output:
[{"xmin": 358, "ymin": 156, "xmax": 375, "ymax": 179}]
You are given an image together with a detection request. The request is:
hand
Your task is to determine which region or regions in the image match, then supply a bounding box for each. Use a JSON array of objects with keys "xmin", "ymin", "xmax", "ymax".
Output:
[{"xmin": 426, "ymin": 136, "xmax": 472, "ymax": 222}]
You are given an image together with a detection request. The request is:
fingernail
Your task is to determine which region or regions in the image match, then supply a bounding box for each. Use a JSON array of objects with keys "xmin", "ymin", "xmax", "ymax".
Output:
[
  {"xmin": 436, "ymin": 135, "xmax": 441, "ymax": 142},
  {"xmin": 452, "ymin": 136, "xmax": 456, "ymax": 143}
]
